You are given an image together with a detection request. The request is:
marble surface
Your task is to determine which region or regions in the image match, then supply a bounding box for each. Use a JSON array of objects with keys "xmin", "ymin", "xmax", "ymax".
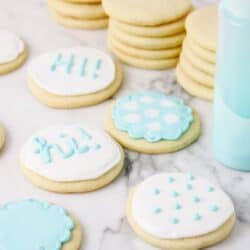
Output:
[{"xmin": 0, "ymin": 0, "xmax": 249, "ymax": 249}]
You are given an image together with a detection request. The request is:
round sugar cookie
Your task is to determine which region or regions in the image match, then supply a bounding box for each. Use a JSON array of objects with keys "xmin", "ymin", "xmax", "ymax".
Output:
[
  {"xmin": 186, "ymin": 5, "xmax": 218, "ymax": 51},
  {"xmin": 103, "ymin": 0, "xmax": 192, "ymax": 26},
  {"xmin": 63, "ymin": 0, "xmax": 100, "ymax": 3},
  {"xmin": 127, "ymin": 173, "xmax": 235, "ymax": 250},
  {"xmin": 104, "ymin": 91, "xmax": 201, "ymax": 154},
  {"xmin": 179, "ymin": 54, "xmax": 214, "ymax": 87},
  {"xmin": 27, "ymin": 47, "xmax": 122, "ymax": 109},
  {"xmin": 20, "ymin": 124, "xmax": 124, "ymax": 193},
  {"xmin": 109, "ymin": 23, "xmax": 185, "ymax": 50},
  {"xmin": 49, "ymin": 8, "xmax": 108, "ymax": 29},
  {"xmin": 109, "ymin": 17, "xmax": 185, "ymax": 38},
  {"xmin": 186, "ymin": 36, "xmax": 216, "ymax": 64},
  {"xmin": 48, "ymin": 0, "xmax": 107, "ymax": 19},
  {"xmin": 0, "ymin": 30, "xmax": 27, "ymax": 75},
  {"xmin": 109, "ymin": 41, "xmax": 178, "ymax": 70},
  {"xmin": 0, "ymin": 199, "xmax": 82, "ymax": 250},
  {"xmin": 176, "ymin": 63, "xmax": 213, "ymax": 101},
  {"xmin": 108, "ymin": 35, "xmax": 181, "ymax": 60},
  {"xmin": 183, "ymin": 40, "xmax": 215, "ymax": 76},
  {"xmin": 0, "ymin": 124, "xmax": 5, "ymax": 151}
]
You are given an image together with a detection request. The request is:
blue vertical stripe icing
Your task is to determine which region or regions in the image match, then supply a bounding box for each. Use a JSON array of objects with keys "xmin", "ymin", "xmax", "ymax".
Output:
[
  {"xmin": 79, "ymin": 57, "xmax": 88, "ymax": 77},
  {"xmin": 50, "ymin": 53, "xmax": 74, "ymax": 74},
  {"xmin": 33, "ymin": 127, "xmax": 101, "ymax": 164},
  {"xmin": 0, "ymin": 199, "xmax": 74, "ymax": 250},
  {"xmin": 93, "ymin": 58, "xmax": 102, "ymax": 79},
  {"xmin": 111, "ymin": 91, "xmax": 193, "ymax": 143}
]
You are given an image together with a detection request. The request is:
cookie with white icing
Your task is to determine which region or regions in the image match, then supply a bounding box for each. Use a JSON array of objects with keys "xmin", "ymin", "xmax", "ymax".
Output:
[
  {"xmin": 27, "ymin": 47, "xmax": 122, "ymax": 109},
  {"xmin": 104, "ymin": 91, "xmax": 201, "ymax": 154},
  {"xmin": 0, "ymin": 30, "xmax": 27, "ymax": 75},
  {"xmin": 0, "ymin": 199, "xmax": 82, "ymax": 250},
  {"xmin": 20, "ymin": 124, "xmax": 124, "ymax": 193},
  {"xmin": 127, "ymin": 173, "xmax": 235, "ymax": 250}
]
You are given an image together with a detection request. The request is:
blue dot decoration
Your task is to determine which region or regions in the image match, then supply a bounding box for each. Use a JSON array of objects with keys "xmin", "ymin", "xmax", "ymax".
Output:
[
  {"xmin": 186, "ymin": 184, "xmax": 193, "ymax": 190},
  {"xmin": 170, "ymin": 218, "xmax": 179, "ymax": 224},
  {"xmin": 209, "ymin": 205, "xmax": 219, "ymax": 212},
  {"xmin": 193, "ymin": 196, "xmax": 200, "ymax": 203},
  {"xmin": 152, "ymin": 188, "xmax": 160, "ymax": 195},
  {"xmin": 187, "ymin": 173, "xmax": 195, "ymax": 181},
  {"xmin": 171, "ymin": 191, "xmax": 179, "ymax": 198},
  {"xmin": 207, "ymin": 186, "xmax": 215, "ymax": 193},
  {"xmin": 193, "ymin": 213, "xmax": 201, "ymax": 221},
  {"xmin": 168, "ymin": 176, "xmax": 175, "ymax": 183},
  {"xmin": 153, "ymin": 207, "xmax": 162, "ymax": 214},
  {"xmin": 174, "ymin": 203, "xmax": 182, "ymax": 210}
]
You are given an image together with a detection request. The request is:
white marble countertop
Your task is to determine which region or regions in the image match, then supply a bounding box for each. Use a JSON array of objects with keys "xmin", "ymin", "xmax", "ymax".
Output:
[{"xmin": 0, "ymin": 0, "xmax": 249, "ymax": 249}]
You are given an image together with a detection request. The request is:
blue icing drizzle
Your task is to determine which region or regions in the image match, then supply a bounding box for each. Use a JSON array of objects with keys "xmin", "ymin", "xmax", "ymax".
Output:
[
  {"xmin": 33, "ymin": 127, "xmax": 101, "ymax": 164},
  {"xmin": 112, "ymin": 91, "xmax": 193, "ymax": 142},
  {"xmin": 0, "ymin": 199, "xmax": 74, "ymax": 250}
]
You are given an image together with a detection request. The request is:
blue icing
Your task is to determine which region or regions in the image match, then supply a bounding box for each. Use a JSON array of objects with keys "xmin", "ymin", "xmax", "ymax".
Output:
[
  {"xmin": 50, "ymin": 53, "xmax": 74, "ymax": 74},
  {"xmin": 112, "ymin": 91, "xmax": 193, "ymax": 142},
  {"xmin": 0, "ymin": 199, "xmax": 74, "ymax": 250}
]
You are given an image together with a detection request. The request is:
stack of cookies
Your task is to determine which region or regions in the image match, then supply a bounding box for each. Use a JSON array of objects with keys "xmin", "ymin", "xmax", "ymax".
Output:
[
  {"xmin": 177, "ymin": 6, "xmax": 217, "ymax": 101},
  {"xmin": 47, "ymin": 0, "xmax": 108, "ymax": 29},
  {"xmin": 103, "ymin": 0, "xmax": 192, "ymax": 70}
]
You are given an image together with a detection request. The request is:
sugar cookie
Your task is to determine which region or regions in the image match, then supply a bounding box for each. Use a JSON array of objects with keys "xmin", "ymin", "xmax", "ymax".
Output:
[
  {"xmin": 103, "ymin": 0, "xmax": 192, "ymax": 26},
  {"xmin": 104, "ymin": 91, "xmax": 200, "ymax": 154},
  {"xmin": 0, "ymin": 124, "xmax": 5, "ymax": 151},
  {"xmin": 108, "ymin": 41, "xmax": 178, "ymax": 70},
  {"xmin": 109, "ymin": 17, "xmax": 185, "ymax": 38},
  {"xmin": 109, "ymin": 23, "xmax": 185, "ymax": 50},
  {"xmin": 0, "ymin": 30, "xmax": 27, "ymax": 75},
  {"xmin": 48, "ymin": 0, "xmax": 107, "ymax": 19},
  {"xmin": 183, "ymin": 39, "xmax": 215, "ymax": 76},
  {"xmin": 27, "ymin": 47, "xmax": 122, "ymax": 108},
  {"xmin": 186, "ymin": 5, "xmax": 217, "ymax": 51},
  {"xmin": 186, "ymin": 36, "xmax": 216, "ymax": 64},
  {"xmin": 179, "ymin": 54, "xmax": 214, "ymax": 87},
  {"xmin": 0, "ymin": 199, "xmax": 82, "ymax": 250},
  {"xmin": 127, "ymin": 173, "xmax": 235, "ymax": 250},
  {"xmin": 176, "ymin": 64, "xmax": 213, "ymax": 101},
  {"xmin": 64, "ymin": 0, "xmax": 100, "ymax": 3},
  {"xmin": 49, "ymin": 8, "xmax": 108, "ymax": 29},
  {"xmin": 20, "ymin": 124, "xmax": 124, "ymax": 193},
  {"xmin": 109, "ymin": 36, "xmax": 181, "ymax": 60}
]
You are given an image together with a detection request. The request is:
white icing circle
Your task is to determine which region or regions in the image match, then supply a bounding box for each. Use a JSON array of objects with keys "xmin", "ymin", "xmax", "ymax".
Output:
[
  {"xmin": 160, "ymin": 99, "xmax": 175, "ymax": 108},
  {"xmin": 28, "ymin": 47, "xmax": 116, "ymax": 96},
  {"xmin": 0, "ymin": 30, "xmax": 24, "ymax": 63},
  {"xmin": 164, "ymin": 114, "xmax": 179, "ymax": 124},
  {"xmin": 131, "ymin": 173, "xmax": 234, "ymax": 239},
  {"xmin": 123, "ymin": 101, "xmax": 138, "ymax": 111},
  {"xmin": 124, "ymin": 114, "xmax": 141, "ymax": 123},
  {"xmin": 146, "ymin": 122, "xmax": 161, "ymax": 131},
  {"xmin": 144, "ymin": 109, "xmax": 160, "ymax": 118},
  {"xmin": 21, "ymin": 125, "xmax": 121, "ymax": 182},
  {"xmin": 140, "ymin": 96, "xmax": 154, "ymax": 104}
]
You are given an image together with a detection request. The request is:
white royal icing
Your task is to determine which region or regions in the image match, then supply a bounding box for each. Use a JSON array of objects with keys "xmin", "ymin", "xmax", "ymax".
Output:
[
  {"xmin": 28, "ymin": 47, "xmax": 115, "ymax": 96},
  {"xmin": 0, "ymin": 30, "xmax": 24, "ymax": 63},
  {"xmin": 131, "ymin": 173, "xmax": 234, "ymax": 239},
  {"xmin": 21, "ymin": 125, "xmax": 121, "ymax": 182}
]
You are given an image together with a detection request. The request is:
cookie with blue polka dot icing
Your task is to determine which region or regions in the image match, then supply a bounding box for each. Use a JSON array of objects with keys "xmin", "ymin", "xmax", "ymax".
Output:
[
  {"xmin": 27, "ymin": 47, "xmax": 122, "ymax": 109},
  {"xmin": 20, "ymin": 124, "xmax": 124, "ymax": 193},
  {"xmin": 104, "ymin": 91, "xmax": 201, "ymax": 154},
  {"xmin": 126, "ymin": 173, "xmax": 235, "ymax": 249},
  {"xmin": 0, "ymin": 199, "xmax": 82, "ymax": 250}
]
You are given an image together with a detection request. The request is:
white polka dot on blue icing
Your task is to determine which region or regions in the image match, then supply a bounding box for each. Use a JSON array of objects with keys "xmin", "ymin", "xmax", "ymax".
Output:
[{"xmin": 112, "ymin": 91, "xmax": 193, "ymax": 143}]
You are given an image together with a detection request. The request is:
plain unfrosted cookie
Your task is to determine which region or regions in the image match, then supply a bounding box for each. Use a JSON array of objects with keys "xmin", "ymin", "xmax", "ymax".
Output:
[
  {"xmin": 179, "ymin": 54, "xmax": 214, "ymax": 87},
  {"xmin": 0, "ymin": 199, "xmax": 82, "ymax": 250},
  {"xmin": 48, "ymin": 0, "xmax": 107, "ymax": 19},
  {"xmin": 104, "ymin": 91, "xmax": 200, "ymax": 154},
  {"xmin": 20, "ymin": 124, "xmax": 124, "ymax": 193},
  {"xmin": 176, "ymin": 64, "xmax": 213, "ymax": 101},
  {"xmin": 27, "ymin": 47, "xmax": 122, "ymax": 109},
  {"xmin": 185, "ymin": 5, "xmax": 217, "ymax": 51},
  {"xmin": 109, "ymin": 17, "xmax": 185, "ymax": 38},
  {"xmin": 108, "ymin": 41, "xmax": 178, "ymax": 70},
  {"xmin": 103, "ymin": 0, "xmax": 192, "ymax": 26},
  {"xmin": 186, "ymin": 36, "xmax": 216, "ymax": 64},
  {"xmin": 0, "ymin": 30, "xmax": 27, "ymax": 75},
  {"xmin": 0, "ymin": 124, "xmax": 5, "ymax": 151},
  {"xmin": 126, "ymin": 173, "xmax": 235, "ymax": 250},
  {"xmin": 183, "ymin": 39, "xmax": 215, "ymax": 76},
  {"xmin": 49, "ymin": 8, "xmax": 108, "ymax": 29},
  {"xmin": 109, "ymin": 23, "xmax": 185, "ymax": 50},
  {"xmin": 109, "ymin": 36, "xmax": 181, "ymax": 60}
]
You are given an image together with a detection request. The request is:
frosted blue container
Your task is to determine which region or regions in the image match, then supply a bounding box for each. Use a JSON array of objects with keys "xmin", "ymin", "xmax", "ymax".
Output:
[{"xmin": 213, "ymin": 0, "xmax": 250, "ymax": 171}]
